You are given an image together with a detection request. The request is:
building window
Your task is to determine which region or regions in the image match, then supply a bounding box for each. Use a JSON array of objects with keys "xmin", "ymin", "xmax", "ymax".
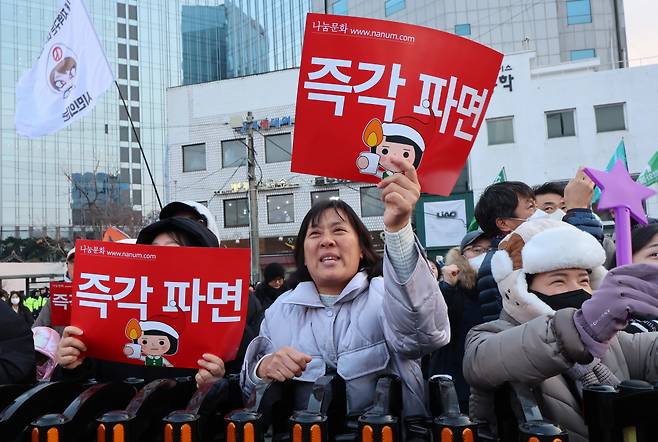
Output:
[
  {"xmin": 486, "ymin": 117, "xmax": 515, "ymax": 145},
  {"xmin": 119, "ymin": 105, "xmax": 129, "ymax": 121},
  {"xmin": 182, "ymin": 143, "xmax": 206, "ymax": 172},
  {"xmin": 129, "ymin": 25, "xmax": 138, "ymax": 41},
  {"xmin": 595, "ymin": 103, "xmax": 626, "ymax": 133},
  {"xmin": 222, "ymin": 139, "xmax": 247, "ymax": 168},
  {"xmin": 120, "ymin": 147, "xmax": 129, "ymax": 162},
  {"xmin": 129, "ymin": 45, "xmax": 139, "ymax": 61},
  {"xmin": 385, "ymin": 0, "xmax": 405, "ymax": 16},
  {"xmin": 120, "ymin": 126, "xmax": 129, "ymax": 142},
  {"xmin": 546, "ymin": 109, "xmax": 576, "ymax": 138},
  {"xmin": 130, "ymin": 86, "xmax": 139, "ymax": 101},
  {"xmin": 265, "ymin": 133, "xmax": 292, "ymax": 163},
  {"xmin": 332, "ymin": 0, "xmax": 348, "ymax": 15},
  {"xmin": 267, "ymin": 194, "xmax": 294, "ymax": 224},
  {"xmin": 130, "ymin": 66, "xmax": 139, "ymax": 81},
  {"xmin": 570, "ymin": 48, "xmax": 596, "ymax": 61},
  {"xmin": 118, "ymin": 43, "xmax": 127, "ymax": 59},
  {"xmin": 567, "ymin": 0, "xmax": 592, "ymax": 25},
  {"xmin": 360, "ymin": 187, "xmax": 385, "ymax": 217},
  {"xmin": 117, "ymin": 23, "xmax": 126, "ymax": 39},
  {"xmin": 132, "ymin": 189, "xmax": 142, "ymax": 205},
  {"xmin": 117, "ymin": 3, "xmax": 126, "ymax": 18},
  {"xmin": 118, "ymin": 64, "xmax": 127, "ymax": 79},
  {"xmin": 128, "ymin": 5, "xmax": 137, "ymax": 20},
  {"xmin": 117, "ymin": 84, "xmax": 128, "ymax": 99},
  {"xmin": 132, "ymin": 168, "xmax": 141, "ymax": 184},
  {"xmin": 132, "ymin": 148, "xmax": 141, "ymax": 164},
  {"xmin": 224, "ymin": 198, "xmax": 249, "ymax": 227},
  {"xmin": 311, "ymin": 190, "xmax": 339, "ymax": 206},
  {"xmin": 454, "ymin": 24, "xmax": 471, "ymax": 36}
]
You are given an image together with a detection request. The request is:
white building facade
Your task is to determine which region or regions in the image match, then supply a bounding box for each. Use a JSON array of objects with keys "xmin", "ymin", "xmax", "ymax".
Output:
[
  {"xmin": 167, "ymin": 55, "xmax": 658, "ymax": 267},
  {"xmin": 470, "ymin": 51, "xmax": 658, "ymax": 218}
]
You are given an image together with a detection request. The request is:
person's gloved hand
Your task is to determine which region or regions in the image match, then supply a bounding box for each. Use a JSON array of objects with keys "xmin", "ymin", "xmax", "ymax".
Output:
[{"xmin": 574, "ymin": 264, "xmax": 658, "ymax": 357}]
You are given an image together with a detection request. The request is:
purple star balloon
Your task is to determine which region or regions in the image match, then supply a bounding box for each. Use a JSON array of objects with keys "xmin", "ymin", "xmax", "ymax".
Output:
[{"xmin": 584, "ymin": 160, "xmax": 657, "ymax": 265}]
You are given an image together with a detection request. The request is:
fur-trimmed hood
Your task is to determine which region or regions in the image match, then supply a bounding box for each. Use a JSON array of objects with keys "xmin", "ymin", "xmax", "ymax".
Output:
[
  {"xmin": 445, "ymin": 247, "xmax": 477, "ymax": 289},
  {"xmin": 491, "ymin": 218, "xmax": 607, "ymax": 324}
]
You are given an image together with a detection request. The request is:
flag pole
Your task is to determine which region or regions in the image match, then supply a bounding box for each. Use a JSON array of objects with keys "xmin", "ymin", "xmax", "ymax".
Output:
[{"xmin": 114, "ymin": 81, "xmax": 163, "ymax": 210}]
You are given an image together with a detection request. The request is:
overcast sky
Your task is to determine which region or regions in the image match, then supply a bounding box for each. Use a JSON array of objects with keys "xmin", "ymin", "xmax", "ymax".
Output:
[{"xmin": 625, "ymin": 0, "xmax": 658, "ymax": 66}]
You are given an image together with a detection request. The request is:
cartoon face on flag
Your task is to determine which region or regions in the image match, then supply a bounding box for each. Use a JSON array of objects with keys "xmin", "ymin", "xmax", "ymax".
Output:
[
  {"xmin": 47, "ymin": 44, "xmax": 78, "ymax": 98},
  {"xmin": 15, "ymin": 0, "xmax": 113, "ymax": 138}
]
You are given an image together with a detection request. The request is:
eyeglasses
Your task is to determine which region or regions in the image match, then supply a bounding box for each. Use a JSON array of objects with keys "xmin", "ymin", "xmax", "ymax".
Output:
[{"xmin": 462, "ymin": 245, "xmax": 491, "ymax": 255}]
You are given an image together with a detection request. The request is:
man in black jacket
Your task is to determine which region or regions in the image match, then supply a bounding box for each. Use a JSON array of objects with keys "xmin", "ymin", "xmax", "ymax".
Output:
[
  {"xmin": 0, "ymin": 301, "xmax": 35, "ymax": 384},
  {"xmin": 474, "ymin": 169, "xmax": 602, "ymax": 322}
]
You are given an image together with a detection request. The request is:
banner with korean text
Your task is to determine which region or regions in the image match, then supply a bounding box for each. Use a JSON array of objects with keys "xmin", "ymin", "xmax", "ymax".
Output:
[
  {"xmin": 291, "ymin": 14, "xmax": 503, "ymax": 196},
  {"xmin": 71, "ymin": 241, "xmax": 250, "ymax": 369},
  {"xmin": 49, "ymin": 282, "xmax": 72, "ymax": 327}
]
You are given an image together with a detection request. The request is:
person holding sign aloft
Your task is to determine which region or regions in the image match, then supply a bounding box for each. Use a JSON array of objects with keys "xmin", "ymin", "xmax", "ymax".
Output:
[
  {"xmin": 241, "ymin": 157, "xmax": 450, "ymax": 418},
  {"xmin": 55, "ymin": 217, "xmax": 260, "ymax": 387}
]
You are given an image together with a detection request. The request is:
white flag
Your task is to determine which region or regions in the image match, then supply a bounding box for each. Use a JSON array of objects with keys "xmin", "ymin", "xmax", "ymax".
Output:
[{"xmin": 15, "ymin": 0, "xmax": 114, "ymax": 138}]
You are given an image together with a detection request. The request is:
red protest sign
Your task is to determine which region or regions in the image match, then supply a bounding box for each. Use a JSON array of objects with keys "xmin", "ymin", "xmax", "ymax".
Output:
[
  {"xmin": 292, "ymin": 14, "xmax": 503, "ymax": 196},
  {"xmin": 49, "ymin": 282, "xmax": 72, "ymax": 327},
  {"xmin": 70, "ymin": 240, "xmax": 250, "ymax": 369}
]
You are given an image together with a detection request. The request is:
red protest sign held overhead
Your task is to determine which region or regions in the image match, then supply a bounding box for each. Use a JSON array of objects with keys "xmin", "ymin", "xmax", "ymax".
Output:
[
  {"xmin": 70, "ymin": 240, "xmax": 250, "ymax": 369},
  {"xmin": 49, "ymin": 281, "xmax": 72, "ymax": 327},
  {"xmin": 292, "ymin": 14, "xmax": 503, "ymax": 196}
]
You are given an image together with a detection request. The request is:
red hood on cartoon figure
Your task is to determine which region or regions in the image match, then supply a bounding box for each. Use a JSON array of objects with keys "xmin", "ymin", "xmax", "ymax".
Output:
[{"xmin": 356, "ymin": 115, "xmax": 436, "ymax": 179}]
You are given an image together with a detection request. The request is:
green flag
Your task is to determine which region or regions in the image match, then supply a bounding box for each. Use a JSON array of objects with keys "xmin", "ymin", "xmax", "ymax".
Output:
[
  {"xmin": 493, "ymin": 166, "xmax": 507, "ymax": 184},
  {"xmin": 637, "ymin": 150, "xmax": 658, "ymax": 186},
  {"xmin": 593, "ymin": 139, "xmax": 627, "ymax": 203},
  {"xmin": 468, "ymin": 167, "xmax": 507, "ymax": 231}
]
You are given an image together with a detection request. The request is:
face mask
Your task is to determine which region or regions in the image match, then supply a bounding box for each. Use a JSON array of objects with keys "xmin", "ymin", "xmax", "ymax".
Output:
[
  {"xmin": 509, "ymin": 209, "xmax": 549, "ymax": 224},
  {"xmin": 468, "ymin": 254, "xmax": 486, "ymax": 273},
  {"xmin": 547, "ymin": 208, "xmax": 566, "ymax": 221},
  {"xmin": 527, "ymin": 209, "xmax": 548, "ymax": 221},
  {"xmin": 10, "ymin": 297, "xmax": 20, "ymax": 306},
  {"xmin": 531, "ymin": 289, "xmax": 591, "ymax": 311}
]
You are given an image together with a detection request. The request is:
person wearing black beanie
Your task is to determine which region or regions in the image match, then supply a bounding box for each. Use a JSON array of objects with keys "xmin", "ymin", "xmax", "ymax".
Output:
[{"xmin": 255, "ymin": 262, "xmax": 287, "ymax": 310}]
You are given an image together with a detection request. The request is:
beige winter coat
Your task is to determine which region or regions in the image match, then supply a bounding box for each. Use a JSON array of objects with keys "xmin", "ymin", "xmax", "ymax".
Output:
[{"xmin": 464, "ymin": 308, "xmax": 658, "ymax": 442}]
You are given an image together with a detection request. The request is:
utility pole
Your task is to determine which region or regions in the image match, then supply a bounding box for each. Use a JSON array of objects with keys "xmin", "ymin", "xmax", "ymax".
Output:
[{"xmin": 246, "ymin": 111, "xmax": 260, "ymax": 284}]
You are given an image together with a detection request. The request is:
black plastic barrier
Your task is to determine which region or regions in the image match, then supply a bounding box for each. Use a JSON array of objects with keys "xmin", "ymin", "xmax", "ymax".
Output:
[
  {"xmin": 511, "ymin": 383, "xmax": 569, "ymax": 442},
  {"xmin": 163, "ymin": 377, "xmax": 234, "ymax": 442},
  {"xmin": 583, "ymin": 379, "xmax": 658, "ymax": 442},
  {"xmin": 0, "ymin": 382, "xmax": 86, "ymax": 441},
  {"xmin": 30, "ymin": 381, "xmax": 136, "ymax": 442},
  {"xmin": 430, "ymin": 375, "xmax": 479, "ymax": 442},
  {"xmin": 96, "ymin": 376, "xmax": 196, "ymax": 442},
  {"xmin": 7, "ymin": 372, "xmax": 658, "ymax": 441}
]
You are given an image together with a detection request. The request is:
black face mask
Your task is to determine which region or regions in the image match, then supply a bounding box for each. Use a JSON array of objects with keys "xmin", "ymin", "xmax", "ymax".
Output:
[{"xmin": 531, "ymin": 289, "xmax": 591, "ymax": 311}]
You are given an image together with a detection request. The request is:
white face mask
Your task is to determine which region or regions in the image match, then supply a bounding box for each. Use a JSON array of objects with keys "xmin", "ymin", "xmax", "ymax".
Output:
[
  {"xmin": 468, "ymin": 254, "xmax": 486, "ymax": 273},
  {"xmin": 10, "ymin": 297, "xmax": 20, "ymax": 306},
  {"xmin": 527, "ymin": 209, "xmax": 548, "ymax": 221},
  {"xmin": 547, "ymin": 208, "xmax": 566, "ymax": 221}
]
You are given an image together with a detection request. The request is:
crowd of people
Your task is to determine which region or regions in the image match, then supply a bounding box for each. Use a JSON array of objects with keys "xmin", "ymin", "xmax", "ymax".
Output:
[{"xmin": 0, "ymin": 159, "xmax": 656, "ymax": 441}]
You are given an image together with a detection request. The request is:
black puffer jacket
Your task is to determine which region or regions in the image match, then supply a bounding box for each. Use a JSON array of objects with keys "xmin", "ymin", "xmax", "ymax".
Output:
[
  {"xmin": 476, "ymin": 236, "xmax": 503, "ymax": 323},
  {"xmin": 54, "ymin": 217, "xmax": 263, "ymax": 383},
  {"xmin": 0, "ymin": 302, "xmax": 35, "ymax": 384}
]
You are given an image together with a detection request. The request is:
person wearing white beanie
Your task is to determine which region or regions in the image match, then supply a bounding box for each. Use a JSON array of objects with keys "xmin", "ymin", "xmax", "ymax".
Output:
[{"xmin": 464, "ymin": 218, "xmax": 658, "ymax": 442}]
